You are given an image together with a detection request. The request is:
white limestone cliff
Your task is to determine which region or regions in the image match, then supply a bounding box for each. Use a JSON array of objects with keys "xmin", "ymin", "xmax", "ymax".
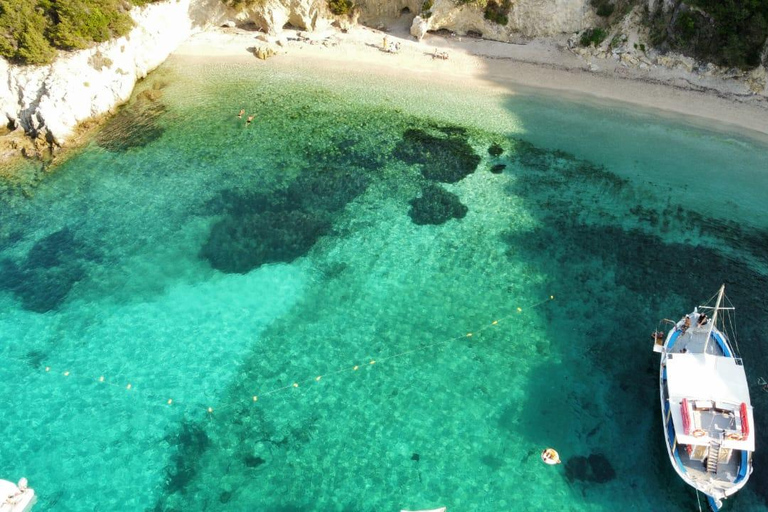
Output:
[
  {"xmin": 0, "ymin": 0, "xmax": 228, "ymax": 147},
  {"xmin": 409, "ymin": 0, "xmax": 593, "ymax": 41}
]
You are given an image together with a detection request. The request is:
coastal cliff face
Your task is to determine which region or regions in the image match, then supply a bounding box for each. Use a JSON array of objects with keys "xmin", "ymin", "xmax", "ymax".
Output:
[
  {"xmin": 409, "ymin": 0, "xmax": 593, "ymax": 40},
  {"xmin": 232, "ymin": 0, "xmax": 593, "ymax": 40},
  {"xmin": 0, "ymin": 0, "xmax": 228, "ymax": 148}
]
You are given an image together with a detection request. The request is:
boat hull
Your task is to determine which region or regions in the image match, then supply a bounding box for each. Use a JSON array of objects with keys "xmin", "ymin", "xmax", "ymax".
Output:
[{"xmin": 656, "ymin": 296, "xmax": 754, "ymax": 510}]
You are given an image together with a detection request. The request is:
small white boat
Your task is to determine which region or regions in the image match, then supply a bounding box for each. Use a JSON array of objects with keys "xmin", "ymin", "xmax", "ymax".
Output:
[
  {"xmin": 400, "ymin": 508, "xmax": 446, "ymax": 512},
  {"xmin": 654, "ymin": 285, "xmax": 754, "ymax": 511},
  {"xmin": 0, "ymin": 478, "xmax": 36, "ymax": 512}
]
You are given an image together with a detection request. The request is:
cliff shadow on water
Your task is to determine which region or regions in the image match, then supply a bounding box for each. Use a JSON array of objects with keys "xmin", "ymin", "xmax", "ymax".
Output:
[{"xmin": 479, "ymin": 70, "xmax": 768, "ymax": 509}]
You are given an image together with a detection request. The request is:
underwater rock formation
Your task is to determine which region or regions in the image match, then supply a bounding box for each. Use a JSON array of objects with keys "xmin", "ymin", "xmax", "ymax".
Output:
[
  {"xmin": 201, "ymin": 167, "xmax": 371, "ymax": 273},
  {"xmin": 96, "ymin": 88, "xmax": 167, "ymax": 152},
  {"xmin": 490, "ymin": 164, "xmax": 506, "ymax": 174},
  {"xmin": 164, "ymin": 421, "xmax": 211, "ymax": 494},
  {"xmin": 0, "ymin": 227, "xmax": 96, "ymax": 313},
  {"xmin": 394, "ymin": 126, "xmax": 480, "ymax": 184},
  {"xmin": 408, "ymin": 184, "xmax": 468, "ymax": 225},
  {"xmin": 488, "ymin": 143, "xmax": 504, "ymax": 157},
  {"xmin": 202, "ymin": 210, "xmax": 332, "ymax": 273}
]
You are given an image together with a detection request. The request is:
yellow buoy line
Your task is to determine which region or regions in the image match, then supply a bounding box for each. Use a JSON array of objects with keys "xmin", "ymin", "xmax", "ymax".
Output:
[{"xmin": 4, "ymin": 295, "xmax": 555, "ymax": 418}]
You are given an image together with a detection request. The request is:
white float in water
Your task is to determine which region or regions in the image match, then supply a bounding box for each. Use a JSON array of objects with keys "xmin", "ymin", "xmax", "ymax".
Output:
[
  {"xmin": 0, "ymin": 478, "xmax": 36, "ymax": 512},
  {"xmin": 541, "ymin": 448, "xmax": 561, "ymax": 465}
]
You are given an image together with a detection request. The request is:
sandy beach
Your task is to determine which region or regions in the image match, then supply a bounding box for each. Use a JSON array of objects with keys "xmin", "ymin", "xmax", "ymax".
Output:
[{"xmin": 174, "ymin": 25, "xmax": 768, "ymax": 141}]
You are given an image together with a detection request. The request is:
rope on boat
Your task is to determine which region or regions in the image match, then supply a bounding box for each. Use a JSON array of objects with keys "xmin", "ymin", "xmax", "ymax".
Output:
[
  {"xmin": 695, "ymin": 490, "xmax": 703, "ymax": 512},
  {"xmin": 3, "ymin": 294, "xmax": 556, "ymax": 419}
]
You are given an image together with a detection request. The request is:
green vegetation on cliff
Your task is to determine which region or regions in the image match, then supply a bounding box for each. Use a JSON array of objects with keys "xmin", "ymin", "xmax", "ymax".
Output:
[
  {"xmin": 484, "ymin": 0, "xmax": 510, "ymax": 26},
  {"xmin": 580, "ymin": 27, "xmax": 608, "ymax": 47},
  {"xmin": 0, "ymin": 0, "xmax": 162, "ymax": 66},
  {"xmin": 650, "ymin": 0, "xmax": 768, "ymax": 69},
  {"xmin": 328, "ymin": 0, "xmax": 354, "ymax": 16}
]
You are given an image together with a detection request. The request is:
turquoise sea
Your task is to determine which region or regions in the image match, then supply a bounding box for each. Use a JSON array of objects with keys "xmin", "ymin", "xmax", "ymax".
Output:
[{"xmin": 1, "ymin": 54, "xmax": 768, "ymax": 511}]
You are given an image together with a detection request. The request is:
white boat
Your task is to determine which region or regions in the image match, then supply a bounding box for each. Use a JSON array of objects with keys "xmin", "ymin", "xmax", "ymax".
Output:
[
  {"xmin": 654, "ymin": 285, "xmax": 754, "ymax": 511},
  {"xmin": 0, "ymin": 478, "xmax": 36, "ymax": 512}
]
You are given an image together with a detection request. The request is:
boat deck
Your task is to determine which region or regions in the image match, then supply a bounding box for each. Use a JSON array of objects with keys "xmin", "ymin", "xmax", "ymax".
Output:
[
  {"xmin": 669, "ymin": 322, "xmax": 725, "ymax": 356},
  {"xmin": 674, "ymin": 445, "xmax": 742, "ymax": 490}
]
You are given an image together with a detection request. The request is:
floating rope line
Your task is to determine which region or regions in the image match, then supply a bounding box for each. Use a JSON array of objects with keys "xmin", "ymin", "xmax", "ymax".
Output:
[
  {"xmin": 0, "ymin": 356, "xmax": 190, "ymax": 414},
  {"xmin": 4, "ymin": 294, "xmax": 555, "ymax": 419}
]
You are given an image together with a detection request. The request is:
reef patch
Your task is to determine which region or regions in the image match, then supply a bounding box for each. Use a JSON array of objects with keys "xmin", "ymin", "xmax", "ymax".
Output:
[
  {"xmin": 0, "ymin": 227, "xmax": 97, "ymax": 312},
  {"xmin": 202, "ymin": 167, "xmax": 371, "ymax": 273},
  {"xmin": 408, "ymin": 184, "xmax": 468, "ymax": 225},
  {"xmin": 394, "ymin": 126, "xmax": 480, "ymax": 183}
]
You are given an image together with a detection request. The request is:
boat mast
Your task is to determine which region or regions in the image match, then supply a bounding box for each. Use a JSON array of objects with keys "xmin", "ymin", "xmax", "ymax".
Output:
[{"xmin": 703, "ymin": 284, "xmax": 725, "ymax": 354}]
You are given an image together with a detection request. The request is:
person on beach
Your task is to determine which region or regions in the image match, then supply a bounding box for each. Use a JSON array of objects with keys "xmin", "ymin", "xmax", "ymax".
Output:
[
  {"xmin": 383, "ymin": 36, "xmax": 388, "ymax": 50},
  {"xmin": 238, "ymin": 108, "xmax": 245, "ymax": 118},
  {"xmin": 246, "ymin": 115, "xmax": 255, "ymax": 126}
]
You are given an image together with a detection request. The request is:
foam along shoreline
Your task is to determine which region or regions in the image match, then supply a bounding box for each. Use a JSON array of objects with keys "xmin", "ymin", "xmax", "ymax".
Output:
[{"xmin": 173, "ymin": 26, "xmax": 768, "ymax": 142}]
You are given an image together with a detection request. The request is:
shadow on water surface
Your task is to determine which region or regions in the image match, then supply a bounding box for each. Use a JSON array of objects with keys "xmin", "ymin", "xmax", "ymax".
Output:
[{"xmin": 497, "ymin": 126, "xmax": 768, "ymax": 509}]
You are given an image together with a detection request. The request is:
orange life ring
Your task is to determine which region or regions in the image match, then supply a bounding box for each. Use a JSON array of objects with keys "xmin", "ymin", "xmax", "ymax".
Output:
[
  {"xmin": 692, "ymin": 429, "xmax": 706, "ymax": 438},
  {"xmin": 727, "ymin": 432, "xmax": 743, "ymax": 441}
]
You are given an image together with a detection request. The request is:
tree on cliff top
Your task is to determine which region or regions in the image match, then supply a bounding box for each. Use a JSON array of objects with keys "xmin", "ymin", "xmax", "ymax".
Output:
[
  {"xmin": 0, "ymin": 0, "xmax": 56, "ymax": 64},
  {"xmin": 0, "ymin": 0, "xmax": 162, "ymax": 65},
  {"xmin": 649, "ymin": 0, "xmax": 768, "ymax": 69}
]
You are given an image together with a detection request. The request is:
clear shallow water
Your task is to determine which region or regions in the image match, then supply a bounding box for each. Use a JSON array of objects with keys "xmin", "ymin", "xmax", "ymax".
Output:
[{"xmin": 1, "ymin": 56, "xmax": 768, "ymax": 511}]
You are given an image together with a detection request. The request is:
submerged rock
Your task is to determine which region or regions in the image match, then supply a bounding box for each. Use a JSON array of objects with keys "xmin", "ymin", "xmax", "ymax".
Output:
[
  {"xmin": 488, "ymin": 143, "xmax": 504, "ymax": 157},
  {"xmin": 394, "ymin": 126, "xmax": 480, "ymax": 184},
  {"xmin": 201, "ymin": 167, "xmax": 370, "ymax": 273},
  {"xmin": 0, "ymin": 227, "xmax": 95, "ymax": 313},
  {"xmin": 490, "ymin": 164, "xmax": 506, "ymax": 174},
  {"xmin": 96, "ymin": 87, "xmax": 167, "ymax": 152},
  {"xmin": 244, "ymin": 455, "xmax": 266, "ymax": 468},
  {"xmin": 408, "ymin": 184, "xmax": 468, "ymax": 225},
  {"xmin": 163, "ymin": 421, "xmax": 210, "ymax": 494},
  {"xmin": 202, "ymin": 210, "xmax": 331, "ymax": 273}
]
